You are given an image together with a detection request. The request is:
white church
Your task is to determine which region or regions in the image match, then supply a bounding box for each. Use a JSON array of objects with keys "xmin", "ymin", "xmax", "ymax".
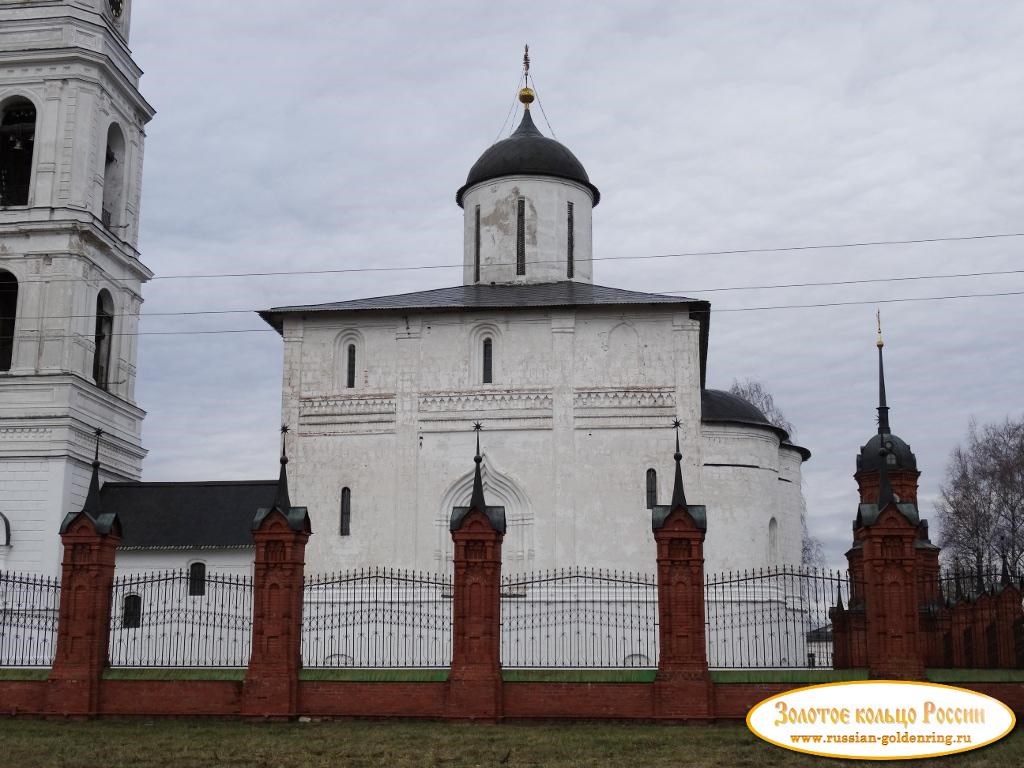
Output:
[{"xmin": 0, "ymin": 1, "xmax": 809, "ymax": 581}]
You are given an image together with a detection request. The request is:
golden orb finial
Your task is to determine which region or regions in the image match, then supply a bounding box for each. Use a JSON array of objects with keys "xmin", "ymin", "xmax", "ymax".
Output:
[
  {"xmin": 518, "ymin": 86, "xmax": 535, "ymax": 106},
  {"xmin": 876, "ymin": 309, "xmax": 884, "ymax": 348}
]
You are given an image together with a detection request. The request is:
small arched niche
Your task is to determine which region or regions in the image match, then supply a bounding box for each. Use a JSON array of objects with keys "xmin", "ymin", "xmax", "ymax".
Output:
[
  {"xmin": 101, "ymin": 123, "xmax": 126, "ymax": 228},
  {"xmin": 0, "ymin": 97, "xmax": 36, "ymax": 206}
]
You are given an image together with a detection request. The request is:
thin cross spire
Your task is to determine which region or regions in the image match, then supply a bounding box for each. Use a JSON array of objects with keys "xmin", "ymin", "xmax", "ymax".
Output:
[
  {"xmin": 273, "ymin": 424, "xmax": 291, "ymax": 510},
  {"xmin": 470, "ymin": 422, "xmax": 487, "ymax": 512},
  {"xmin": 670, "ymin": 419, "xmax": 687, "ymax": 510},
  {"xmin": 876, "ymin": 310, "xmax": 890, "ymax": 436}
]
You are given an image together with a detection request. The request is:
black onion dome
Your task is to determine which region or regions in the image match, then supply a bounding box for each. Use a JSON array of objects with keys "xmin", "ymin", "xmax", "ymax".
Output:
[
  {"xmin": 857, "ymin": 433, "xmax": 918, "ymax": 473},
  {"xmin": 456, "ymin": 109, "xmax": 600, "ymax": 207}
]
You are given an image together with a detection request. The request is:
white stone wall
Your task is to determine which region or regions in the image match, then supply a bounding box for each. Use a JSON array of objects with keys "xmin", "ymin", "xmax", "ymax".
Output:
[
  {"xmin": 0, "ymin": 0, "xmax": 151, "ymax": 577},
  {"xmin": 280, "ymin": 303, "xmax": 810, "ymax": 578},
  {"xmin": 115, "ymin": 548, "xmax": 255, "ymax": 578},
  {"xmin": 700, "ymin": 424, "xmax": 805, "ymax": 572},
  {"xmin": 461, "ymin": 176, "xmax": 594, "ymax": 285}
]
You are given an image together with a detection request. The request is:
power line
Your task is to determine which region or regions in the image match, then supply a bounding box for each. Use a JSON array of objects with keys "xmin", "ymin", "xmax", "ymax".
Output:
[
  {"xmin": 11, "ymin": 231, "xmax": 1024, "ymax": 285},
  {"xmin": 18, "ymin": 288, "xmax": 1024, "ymax": 338},
  {"xmin": 5, "ymin": 266, "xmax": 1024, "ymax": 324}
]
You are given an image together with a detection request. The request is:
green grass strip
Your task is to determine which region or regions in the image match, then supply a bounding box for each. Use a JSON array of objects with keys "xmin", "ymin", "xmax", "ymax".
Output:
[
  {"xmin": 926, "ymin": 668, "xmax": 1024, "ymax": 683},
  {"xmin": 711, "ymin": 669, "xmax": 869, "ymax": 684},
  {"xmin": 102, "ymin": 668, "xmax": 246, "ymax": 681},
  {"xmin": 0, "ymin": 668, "xmax": 49, "ymax": 681},
  {"xmin": 502, "ymin": 669, "xmax": 657, "ymax": 683},
  {"xmin": 299, "ymin": 668, "xmax": 448, "ymax": 682}
]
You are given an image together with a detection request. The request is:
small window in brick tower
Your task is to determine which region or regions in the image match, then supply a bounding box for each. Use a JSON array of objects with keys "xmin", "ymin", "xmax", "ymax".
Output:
[
  {"xmin": 0, "ymin": 270, "xmax": 17, "ymax": 371},
  {"xmin": 346, "ymin": 344, "xmax": 356, "ymax": 388},
  {"xmin": 93, "ymin": 290, "xmax": 114, "ymax": 390},
  {"xmin": 0, "ymin": 98, "xmax": 36, "ymax": 207},
  {"xmin": 188, "ymin": 562, "xmax": 206, "ymax": 596},
  {"xmin": 482, "ymin": 338, "xmax": 493, "ymax": 384},
  {"xmin": 340, "ymin": 487, "xmax": 351, "ymax": 536}
]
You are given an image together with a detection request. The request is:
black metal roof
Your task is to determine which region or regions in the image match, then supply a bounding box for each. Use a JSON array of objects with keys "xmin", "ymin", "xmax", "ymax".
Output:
[
  {"xmin": 456, "ymin": 109, "xmax": 600, "ymax": 207},
  {"xmin": 100, "ymin": 480, "xmax": 277, "ymax": 549},
  {"xmin": 701, "ymin": 389, "xmax": 811, "ymax": 460},
  {"xmin": 857, "ymin": 432, "xmax": 918, "ymax": 473}
]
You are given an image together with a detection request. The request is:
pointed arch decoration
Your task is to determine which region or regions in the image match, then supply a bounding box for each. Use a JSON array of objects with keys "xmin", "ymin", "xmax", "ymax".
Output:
[{"xmin": 437, "ymin": 456, "xmax": 533, "ymax": 569}]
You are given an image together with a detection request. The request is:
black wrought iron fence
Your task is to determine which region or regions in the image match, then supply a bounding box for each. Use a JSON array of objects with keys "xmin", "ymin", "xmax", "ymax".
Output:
[
  {"xmin": 302, "ymin": 568, "xmax": 452, "ymax": 668},
  {"xmin": 500, "ymin": 568, "xmax": 658, "ymax": 668},
  {"xmin": 0, "ymin": 570, "xmax": 60, "ymax": 667},
  {"xmin": 704, "ymin": 566, "xmax": 856, "ymax": 669},
  {"xmin": 109, "ymin": 570, "xmax": 253, "ymax": 667},
  {"xmin": 933, "ymin": 569, "xmax": 1021, "ymax": 603}
]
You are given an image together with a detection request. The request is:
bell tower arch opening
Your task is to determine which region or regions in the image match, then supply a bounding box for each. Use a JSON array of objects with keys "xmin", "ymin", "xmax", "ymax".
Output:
[{"xmin": 0, "ymin": 97, "xmax": 36, "ymax": 207}]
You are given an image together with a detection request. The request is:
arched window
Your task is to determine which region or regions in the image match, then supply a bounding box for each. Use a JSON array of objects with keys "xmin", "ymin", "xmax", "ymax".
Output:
[
  {"xmin": 93, "ymin": 290, "xmax": 114, "ymax": 390},
  {"xmin": 0, "ymin": 98, "xmax": 36, "ymax": 206},
  {"xmin": 473, "ymin": 204, "xmax": 481, "ymax": 283},
  {"xmin": 645, "ymin": 468, "xmax": 657, "ymax": 509},
  {"xmin": 340, "ymin": 487, "xmax": 351, "ymax": 536},
  {"xmin": 482, "ymin": 338, "xmax": 493, "ymax": 384},
  {"xmin": 0, "ymin": 510, "xmax": 10, "ymax": 546},
  {"xmin": 188, "ymin": 562, "xmax": 206, "ymax": 596},
  {"xmin": 101, "ymin": 123, "xmax": 125, "ymax": 228},
  {"xmin": 122, "ymin": 594, "xmax": 142, "ymax": 629},
  {"xmin": 768, "ymin": 517, "xmax": 779, "ymax": 563},
  {"xmin": 0, "ymin": 270, "xmax": 17, "ymax": 371},
  {"xmin": 346, "ymin": 343, "xmax": 356, "ymax": 388}
]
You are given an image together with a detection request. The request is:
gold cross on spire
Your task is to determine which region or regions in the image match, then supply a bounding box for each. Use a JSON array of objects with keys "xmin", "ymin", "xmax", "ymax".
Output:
[
  {"xmin": 519, "ymin": 44, "xmax": 535, "ymax": 108},
  {"xmin": 876, "ymin": 309, "xmax": 884, "ymax": 349}
]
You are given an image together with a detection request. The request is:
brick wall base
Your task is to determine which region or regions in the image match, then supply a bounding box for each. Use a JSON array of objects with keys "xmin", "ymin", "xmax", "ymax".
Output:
[{"xmin": 1, "ymin": 677, "xmax": 1021, "ymax": 720}]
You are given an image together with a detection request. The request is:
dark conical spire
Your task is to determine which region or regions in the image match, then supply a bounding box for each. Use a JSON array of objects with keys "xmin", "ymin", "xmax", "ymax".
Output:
[
  {"xmin": 80, "ymin": 427, "xmax": 104, "ymax": 518},
  {"xmin": 876, "ymin": 311, "xmax": 891, "ymax": 436},
  {"xmin": 274, "ymin": 425, "xmax": 291, "ymax": 510},
  {"xmin": 834, "ymin": 586, "xmax": 845, "ymax": 612},
  {"xmin": 470, "ymin": 422, "xmax": 487, "ymax": 512},
  {"xmin": 670, "ymin": 419, "xmax": 687, "ymax": 510}
]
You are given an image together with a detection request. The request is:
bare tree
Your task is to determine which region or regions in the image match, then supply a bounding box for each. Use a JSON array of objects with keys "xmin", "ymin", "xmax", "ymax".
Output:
[
  {"xmin": 728, "ymin": 378, "xmax": 823, "ymax": 566},
  {"xmin": 729, "ymin": 378, "xmax": 795, "ymax": 439},
  {"xmin": 937, "ymin": 417, "xmax": 1024, "ymax": 576}
]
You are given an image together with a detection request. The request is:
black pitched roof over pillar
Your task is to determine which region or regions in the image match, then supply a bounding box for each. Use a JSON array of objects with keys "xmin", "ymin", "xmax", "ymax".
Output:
[
  {"xmin": 253, "ymin": 425, "xmax": 310, "ymax": 532},
  {"xmin": 450, "ymin": 423, "xmax": 506, "ymax": 533},
  {"xmin": 59, "ymin": 428, "xmax": 119, "ymax": 534},
  {"xmin": 652, "ymin": 420, "xmax": 706, "ymax": 532}
]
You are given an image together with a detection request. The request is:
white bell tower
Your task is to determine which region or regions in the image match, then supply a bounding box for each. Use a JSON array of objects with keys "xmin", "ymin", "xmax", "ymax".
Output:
[{"xmin": 0, "ymin": 0, "xmax": 153, "ymax": 574}]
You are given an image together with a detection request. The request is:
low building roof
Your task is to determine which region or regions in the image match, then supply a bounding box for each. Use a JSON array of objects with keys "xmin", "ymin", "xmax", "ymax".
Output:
[{"xmin": 101, "ymin": 480, "xmax": 277, "ymax": 550}]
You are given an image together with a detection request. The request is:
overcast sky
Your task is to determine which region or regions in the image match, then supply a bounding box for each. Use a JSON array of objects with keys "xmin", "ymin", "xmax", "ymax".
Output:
[{"xmin": 127, "ymin": 1, "xmax": 1024, "ymax": 568}]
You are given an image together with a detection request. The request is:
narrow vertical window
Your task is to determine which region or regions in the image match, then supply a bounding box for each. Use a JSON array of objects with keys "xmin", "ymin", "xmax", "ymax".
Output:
[
  {"xmin": 340, "ymin": 487, "xmax": 351, "ymax": 536},
  {"xmin": 516, "ymin": 197, "xmax": 526, "ymax": 275},
  {"xmin": 566, "ymin": 201, "xmax": 575, "ymax": 279},
  {"xmin": 482, "ymin": 338, "xmax": 493, "ymax": 384},
  {"xmin": 122, "ymin": 594, "xmax": 142, "ymax": 629},
  {"xmin": 346, "ymin": 343, "xmax": 356, "ymax": 388},
  {"xmin": 101, "ymin": 123, "xmax": 126, "ymax": 229},
  {"xmin": 473, "ymin": 204, "xmax": 481, "ymax": 283},
  {"xmin": 0, "ymin": 270, "xmax": 17, "ymax": 371},
  {"xmin": 188, "ymin": 562, "xmax": 206, "ymax": 597},
  {"xmin": 645, "ymin": 468, "xmax": 657, "ymax": 509},
  {"xmin": 93, "ymin": 290, "xmax": 114, "ymax": 390},
  {"xmin": 768, "ymin": 517, "xmax": 779, "ymax": 563},
  {"xmin": 0, "ymin": 98, "xmax": 36, "ymax": 206}
]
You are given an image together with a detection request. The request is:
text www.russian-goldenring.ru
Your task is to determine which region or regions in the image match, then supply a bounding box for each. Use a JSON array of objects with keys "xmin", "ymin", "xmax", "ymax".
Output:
[{"xmin": 790, "ymin": 732, "xmax": 973, "ymax": 748}]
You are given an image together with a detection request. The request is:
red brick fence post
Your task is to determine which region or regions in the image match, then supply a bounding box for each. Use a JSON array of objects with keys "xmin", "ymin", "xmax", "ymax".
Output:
[
  {"xmin": 242, "ymin": 444, "xmax": 311, "ymax": 718},
  {"xmin": 652, "ymin": 425, "xmax": 712, "ymax": 718},
  {"xmin": 46, "ymin": 452, "xmax": 120, "ymax": 717},
  {"xmin": 447, "ymin": 428, "xmax": 505, "ymax": 720}
]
